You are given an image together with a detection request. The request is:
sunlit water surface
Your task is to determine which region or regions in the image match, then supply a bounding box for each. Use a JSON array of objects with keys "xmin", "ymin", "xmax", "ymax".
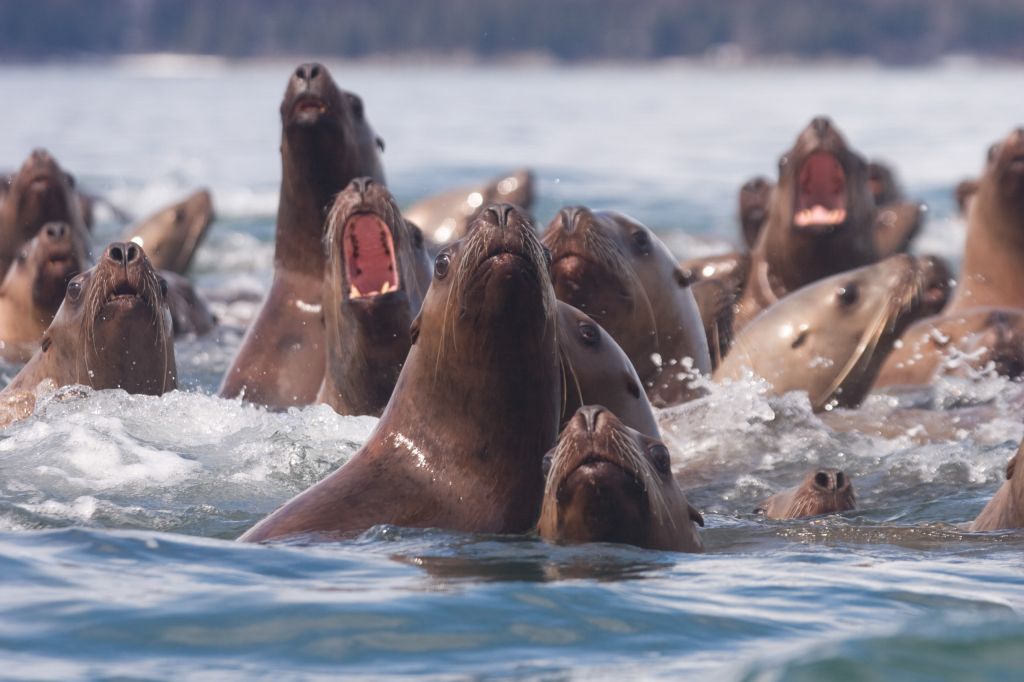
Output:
[{"xmin": 0, "ymin": 60, "xmax": 1023, "ymax": 679}]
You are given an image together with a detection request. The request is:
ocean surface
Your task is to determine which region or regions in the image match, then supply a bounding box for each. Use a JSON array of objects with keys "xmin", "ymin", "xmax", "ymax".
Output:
[{"xmin": 1, "ymin": 59, "xmax": 1024, "ymax": 680}]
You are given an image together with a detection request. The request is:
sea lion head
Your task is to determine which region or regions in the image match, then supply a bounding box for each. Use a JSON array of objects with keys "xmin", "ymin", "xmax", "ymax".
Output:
[
  {"xmin": 2, "ymin": 221, "xmax": 88, "ymax": 315},
  {"xmin": 755, "ymin": 469, "xmax": 856, "ymax": 519},
  {"xmin": 2, "ymin": 149, "xmax": 83, "ymax": 239},
  {"xmin": 129, "ymin": 189, "xmax": 214, "ymax": 273},
  {"xmin": 739, "ymin": 175, "xmax": 773, "ymax": 249},
  {"xmin": 325, "ymin": 176, "xmax": 429, "ymax": 316},
  {"xmin": 414, "ymin": 203, "xmax": 555, "ymax": 362},
  {"xmin": 42, "ymin": 241, "xmax": 175, "ymax": 394},
  {"xmin": 538, "ymin": 405, "xmax": 703, "ymax": 551},
  {"xmin": 774, "ymin": 116, "xmax": 873, "ymax": 237},
  {"xmin": 977, "ymin": 127, "xmax": 1024, "ymax": 220},
  {"xmin": 543, "ymin": 207, "xmax": 676, "ymax": 373},
  {"xmin": 719, "ymin": 254, "xmax": 951, "ymax": 410}
]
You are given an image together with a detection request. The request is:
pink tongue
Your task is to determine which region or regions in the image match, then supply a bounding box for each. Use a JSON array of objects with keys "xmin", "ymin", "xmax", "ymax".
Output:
[{"xmin": 345, "ymin": 215, "xmax": 398, "ymax": 296}]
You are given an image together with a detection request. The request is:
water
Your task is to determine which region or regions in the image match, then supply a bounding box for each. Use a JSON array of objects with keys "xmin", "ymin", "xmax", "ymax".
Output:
[{"xmin": 1, "ymin": 59, "xmax": 1023, "ymax": 679}]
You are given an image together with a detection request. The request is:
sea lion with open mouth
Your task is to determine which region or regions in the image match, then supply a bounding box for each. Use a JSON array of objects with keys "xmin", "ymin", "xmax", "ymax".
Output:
[
  {"xmin": 0, "ymin": 221, "xmax": 88, "ymax": 362},
  {"xmin": 717, "ymin": 255, "xmax": 950, "ymax": 412},
  {"xmin": 0, "ymin": 241, "xmax": 176, "ymax": 425},
  {"xmin": 877, "ymin": 129, "xmax": 1024, "ymax": 387},
  {"xmin": 0, "ymin": 149, "xmax": 89, "ymax": 280},
  {"xmin": 123, "ymin": 188, "xmax": 215, "ymax": 274},
  {"xmin": 755, "ymin": 469, "xmax": 856, "ymax": 520},
  {"xmin": 734, "ymin": 117, "xmax": 878, "ymax": 331},
  {"xmin": 240, "ymin": 204, "xmax": 561, "ymax": 542},
  {"xmin": 405, "ymin": 168, "xmax": 534, "ymax": 245},
  {"xmin": 971, "ymin": 449, "xmax": 1024, "ymax": 531},
  {"xmin": 543, "ymin": 206, "xmax": 711, "ymax": 407},
  {"xmin": 220, "ymin": 62, "xmax": 386, "ymax": 408},
  {"xmin": 317, "ymin": 177, "xmax": 431, "ymax": 416},
  {"xmin": 537, "ymin": 405, "xmax": 703, "ymax": 552}
]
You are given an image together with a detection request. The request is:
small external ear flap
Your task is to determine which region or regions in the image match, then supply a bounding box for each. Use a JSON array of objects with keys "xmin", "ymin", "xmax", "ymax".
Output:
[
  {"xmin": 1007, "ymin": 453, "xmax": 1017, "ymax": 480},
  {"xmin": 688, "ymin": 503, "xmax": 705, "ymax": 527},
  {"xmin": 675, "ymin": 267, "xmax": 694, "ymax": 288},
  {"xmin": 376, "ymin": 136, "xmax": 386, "ymax": 153},
  {"xmin": 406, "ymin": 221, "xmax": 424, "ymax": 250},
  {"xmin": 64, "ymin": 172, "xmax": 76, "ymax": 189},
  {"xmin": 41, "ymin": 335, "xmax": 52, "ymax": 353},
  {"xmin": 409, "ymin": 314, "xmax": 421, "ymax": 345}
]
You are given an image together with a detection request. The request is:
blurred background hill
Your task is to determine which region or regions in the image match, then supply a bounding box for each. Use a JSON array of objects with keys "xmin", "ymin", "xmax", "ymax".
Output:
[{"xmin": 2, "ymin": 0, "xmax": 1024, "ymax": 64}]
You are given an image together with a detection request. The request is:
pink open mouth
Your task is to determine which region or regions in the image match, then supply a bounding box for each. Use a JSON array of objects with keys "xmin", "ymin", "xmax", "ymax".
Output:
[
  {"xmin": 343, "ymin": 213, "xmax": 399, "ymax": 299},
  {"xmin": 292, "ymin": 95, "xmax": 327, "ymax": 117},
  {"xmin": 794, "ymin": 152, "xmax": 847, "ymax": 228}
]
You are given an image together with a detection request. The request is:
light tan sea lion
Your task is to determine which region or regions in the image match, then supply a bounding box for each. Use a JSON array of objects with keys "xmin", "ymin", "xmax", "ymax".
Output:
[
  {"xmin": 123, "ymin": 188, "xmax": 214, "ymax": 274},
  {"xmin": 970, "ymin": 449, "xmax": 1024, "ymax": 531},
  {"xmin": 755, "ymin": 469, "xmax": 856, "ymax": 520}
]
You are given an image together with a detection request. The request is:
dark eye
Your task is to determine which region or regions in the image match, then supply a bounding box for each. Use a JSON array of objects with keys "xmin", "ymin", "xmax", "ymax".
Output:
[
  {"xmin": 577, "ymin": 321, "xmax": 599, "ymax": 346},
  {"xmin": 66, "ymin": 279, "xmax": 83, "ymax": 302},
  {"xmin": 349, "ymin": 94, "xmax": 364, "ymax": 118},
  {"xmin": 631, "ymin": 230, "xmax": 651, "ymax": 253},
  {"xmin": 837, "ymin": 283, "xmax": 859, "ymax": 306},
  {"xmin": 649, "ymin": 444, "xmax": 672, "ymax": 476},
  {"xmin": 541, "ymin": 450, "xmax": 554, "ymax": 479},
  {"xmin": 434, "ymin": 252, "xmax": 450, "ymax": 279},
  {"xmin": 158, "ymin": 278, "xmax": 168, "ymax": 297}
]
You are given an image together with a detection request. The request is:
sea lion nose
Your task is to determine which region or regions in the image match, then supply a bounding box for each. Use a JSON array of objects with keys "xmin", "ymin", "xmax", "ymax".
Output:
[
  {"xmin": 30, "ymin": 148, "xmax": 51, "ymax": 162},
  {"xmin": 43, "ymin": 222, "xmax": 68, "ymax": 241},
  {"xmin": 294, "ymin": 62, "xmax": 324, "ymax": 84},
  {"xmin": 576, "ymin": 405, "xmax": 607, "ymax": 434},
  {"xmin": 485, "ymin": 203, "xmax": 515, "ymax": 229},
  {"xmin": 350, "ymin": 177, "xmax": 374, "ymax": 196},
  {"xmin": 559, "ymin": 206, "xmax": 584, "ymax": 233},
  {"xmin": 106, "ymin": 241, "xmax": 140, "ymax": 265},
  {"xmin": 813, "ymin": 470, "xmax": 845, "ymax": 491},
  {"xmin": 811, "ymin": 116, "xmax": 832, "ymax": 137}
]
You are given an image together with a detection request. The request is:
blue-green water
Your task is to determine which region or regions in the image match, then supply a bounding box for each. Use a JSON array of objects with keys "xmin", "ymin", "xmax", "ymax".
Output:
[{"xmin": 0, "ymin": 60, "xmax": 1023, "ymax": 679}]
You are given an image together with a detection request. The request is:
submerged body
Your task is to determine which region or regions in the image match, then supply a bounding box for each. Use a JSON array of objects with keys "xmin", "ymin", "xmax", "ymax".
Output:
[{"xmin": 756, "ymin": 469, "xmax": 856, "ymax": 520}]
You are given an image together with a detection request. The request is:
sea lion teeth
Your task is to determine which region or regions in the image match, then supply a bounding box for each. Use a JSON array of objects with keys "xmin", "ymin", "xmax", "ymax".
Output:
[
  {"xmin": 349, "ymin": 284, "xmax": 362, "ymax": 298},
  {"xmin": 380, "ymin": 281, "xmax": 391, "ymax": 294}
]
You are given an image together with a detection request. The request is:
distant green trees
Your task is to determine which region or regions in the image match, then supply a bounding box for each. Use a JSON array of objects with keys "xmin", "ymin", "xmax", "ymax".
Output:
[{"xmin": 2, "ymin": 0, "xmax": 1023, "ymax": 63}]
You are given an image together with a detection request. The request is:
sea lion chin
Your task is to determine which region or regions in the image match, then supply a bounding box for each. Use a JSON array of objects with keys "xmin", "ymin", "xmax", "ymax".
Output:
[
  {"xmin": 538, "ymin": 405, "xmax": 703, "ymax": 552},
  {"xmin": 755, "ymin": 469, "xmax": 856, "ymax": 520},
  {"xmin": 240, "ymin": 203, "xmax": 561, "ymax": 542}
]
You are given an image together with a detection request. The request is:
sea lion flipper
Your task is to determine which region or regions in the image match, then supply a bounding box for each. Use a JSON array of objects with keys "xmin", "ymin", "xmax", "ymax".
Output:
[{"xmin": 688, "ymin": 503, "xmax": 705, "ymax": 527}]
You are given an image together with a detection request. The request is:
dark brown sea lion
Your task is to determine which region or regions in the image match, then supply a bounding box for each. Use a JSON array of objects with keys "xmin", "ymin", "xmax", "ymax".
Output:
[
  {"xmin": 220, "ymin": 63, "xmax": 386, "ymax": 408},
  {"xmin": 734, "ymin": 117, "xmax": 878, "ymax": 330},
  {"xmin": 557, "ymin": 302, "xmax": 660, "ymax": 440},
  {"xmin": 405, "ymin": 169, "xmax": 534, "ymax": 245},
  {"xmin": 240, "ymin": 204, "xmax": 560, "ymax": 542},
  {"xmin": 716, "ymin": 255, "xmax": 950, "ymax": 411},
  {"xmin": 543, "ymin": 206, "xmax": 711, "ymax": 407},
  {"xmin": 537, "ymin": 405, "xmax": 703, "ymax": 552},
  {"xmin": 316, "ymin": 177, "xmax": 431, "ymax": 416},
  {"xmin": 739, "ymin": 175, "xmax": 773, "ymax": 249},
  {"xmin": 970, "ymin": 450, "xmax": 1024, "ymax": 531},
  {"xmin": 0, "ymin": 242, "xmax": 176, "ymax": 425},
  {"xmin": 0, "ymin": 149, "xmax": 88, "ymax": 280},
  {"xmin": 0, "ymin": 222, "xmax": 88, "ymax": 362},
  {"xmin": 877, "ymin": 129, "xmax": 1024, "ymax": 386},
  {"xmin": 755, "ymin": 469, "xmax": 856, "ymax": 520},
  {"xmin": 124, "ymin": 189, "xmax": 214, "ymax": 274}
]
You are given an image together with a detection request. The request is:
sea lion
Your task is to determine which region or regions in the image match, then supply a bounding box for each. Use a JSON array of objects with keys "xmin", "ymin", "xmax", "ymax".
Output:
[
  {"xmin": 734, "ymin": 117, "xmax": 878, "ymax": 330},
  {"xmin": 0, "ymin": 149, "xmax": 88, "ymax": 280},
  {"xmin": 956, "ymin": 178, "xmax": 979, "ymax": 216},
  {"xmin": 970, "ymin": 450, "xmax": 1024, "ymax": 531},
  {"xmin": 690, "ymin": 277, "xmax": 737, "ymax": 370},
  {"xmin": 876, "ymin": 129, "xmax": 1024, "ymax": 386},
  {"xmin": 876, "ymin": 307, "xmax": 1024, "ymax": 386},
  {"xmin": 537, "ymin": 405, "xmax": 703, "ymax": 552},
  {"xmin": 220, "ymin": 62, "xmax": 386, "ymax": 408},
  {"xmin": 161, "ymin": 270, "xmax": 217, "ymax": 337},
  {"xmin": 543, "ymin": 206, "xmax": 711, "ymax": 407},
  {"xmin": 0, "ymin": 241, "xmax": 176, "ymax": 425},
  {"xmin": 557, "ymin": 302, "xmax": 660, "ymax": 440},
  {"xmin": 0, "ymin": 222, "xmax": 89, "ymax": 362},
  {"xmin": 240, "ymin": 204, "xmax": 560, "ymax": 542},
  {"xmin": 316, "ymin": 177, "xmax": 431, "ymax": 416},
  {"xmin": 755, "ymin": 469, "xmax": 856, "ymax": 520},
  {"xmin": 124, "ymin": 188, "xmax": 214, "ymax": 274},
  {"xmin": 739, "ymin": 175, "xmax": 773, "ymax": 249},
  {"xmin": 717, "ymin": 255, "xmax": 950, "ymax": 411},
  {"xmin": 405, "ymin": 169, "xmax": 534, "ymax": 245}
]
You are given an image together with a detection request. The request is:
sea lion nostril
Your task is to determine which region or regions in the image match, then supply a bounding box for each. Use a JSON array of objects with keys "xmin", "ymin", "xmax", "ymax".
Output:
[
  {"xmin": 814, "ymin": 471, "xmax": 831, "ymax": 488},
  {"xmin": 310, "ymin": 64, "xmax": 320, "ymax": 79},
  {"xmin": 126, "ymin": 245, "xmax": 139, "ymax": 262},
  {"xmin": 108, "ymin": 244, "xmax": 124, "ymax": 263},
  {"xmin": 835, "ymin": 472, "xmax": 845, "ymax": 489}
]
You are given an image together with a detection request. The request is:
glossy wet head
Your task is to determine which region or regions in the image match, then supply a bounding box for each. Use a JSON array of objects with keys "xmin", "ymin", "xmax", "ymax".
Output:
[{"xmin": 5, "ymin": 221, "xmax": 87, "ymax": 311}]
